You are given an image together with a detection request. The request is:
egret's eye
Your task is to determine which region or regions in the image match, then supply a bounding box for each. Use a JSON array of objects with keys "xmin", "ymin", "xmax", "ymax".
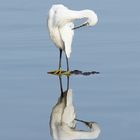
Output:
[{"xmin": 88, "ymin": 123, "xmax": 93, "ymax": 128}]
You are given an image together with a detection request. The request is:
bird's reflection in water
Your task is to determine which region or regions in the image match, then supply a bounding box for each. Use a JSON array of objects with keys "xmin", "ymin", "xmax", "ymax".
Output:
[{"xmin": 50, "ymin": 76, "xmax": 101, "ymax": 140}]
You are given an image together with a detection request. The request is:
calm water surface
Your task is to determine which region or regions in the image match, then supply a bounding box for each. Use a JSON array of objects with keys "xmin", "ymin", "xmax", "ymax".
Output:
[{"xmin": 0, "ymin": 0, "xmax": 140, "ymax": 140}]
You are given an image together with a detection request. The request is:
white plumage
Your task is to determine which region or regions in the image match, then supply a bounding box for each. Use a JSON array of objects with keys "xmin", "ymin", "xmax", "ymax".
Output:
[
  {"xmin": 50, "ymin": 89, "xmax": 76, "ymax": 140},
  {"xmin": 59, "ymin": 23, "xmax": 74, "ymax": 58},
  {"xmin": 47, "ymin": 4, "xmax": 98, "ymax": 71}
]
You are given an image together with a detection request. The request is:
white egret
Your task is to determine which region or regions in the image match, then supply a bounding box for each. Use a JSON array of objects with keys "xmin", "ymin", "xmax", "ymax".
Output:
[
  {"xmin": 47, "ymin": 4, "xmax": 98, "ymax": 74},
  {"xmin": 50, "ymin": 76, "xmax": 101, "ymax": 140}
]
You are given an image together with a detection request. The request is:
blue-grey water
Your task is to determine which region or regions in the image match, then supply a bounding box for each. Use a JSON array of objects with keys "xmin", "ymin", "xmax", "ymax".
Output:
[{"xmin": 0, "ymin": 0, "xmax": 140, "ymax": 139}]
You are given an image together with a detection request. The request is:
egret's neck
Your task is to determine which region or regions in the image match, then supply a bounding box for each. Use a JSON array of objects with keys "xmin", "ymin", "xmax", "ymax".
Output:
[
  {"xmin": 61, "ymin": 122, "xmax": 101, "ymax": 139},
  {"xmin": 68, "ymin": 9, "xmax": 92, "ymax": 20}
]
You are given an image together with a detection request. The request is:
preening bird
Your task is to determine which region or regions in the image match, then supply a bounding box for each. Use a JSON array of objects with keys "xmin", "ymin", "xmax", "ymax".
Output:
[
  {"xmin": 47, "ymin": 4, "xmax": 98, "ymax": 74},
  {"xmin": 50, "ymin": 76, "xmax": 101, "ymax": 140}
]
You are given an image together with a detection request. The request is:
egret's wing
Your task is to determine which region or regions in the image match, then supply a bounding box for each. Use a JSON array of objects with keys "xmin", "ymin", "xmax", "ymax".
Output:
[
  {"xmin": 62, "ymin": 89, "xmax": 76, "ymax": 128},
  {"xmin": 59, "ymin": 23, "xmax": 74, "ymax": 58}
]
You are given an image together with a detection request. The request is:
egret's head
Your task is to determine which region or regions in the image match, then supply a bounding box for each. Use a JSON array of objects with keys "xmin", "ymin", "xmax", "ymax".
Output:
[
  {"xmin": 86, "ymin": 121, "xmax": 98, "ymax": 129},
  {"xmin": 73, "ymin": 10, "xmax": 98, "ymax": 30},
  {"xmin": 86, "ymin": 10, "xmax": 98, "ymax": 26}
]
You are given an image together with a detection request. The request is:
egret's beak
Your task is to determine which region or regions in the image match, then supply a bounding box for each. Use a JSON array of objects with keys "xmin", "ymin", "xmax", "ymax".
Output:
[
  {"xmin": 72, "ymin": 22, "xmax": 88, "ymax": 30},
  {"xmin": 75, "ymin": 119, "xmax": 89, "ymax": 126}
]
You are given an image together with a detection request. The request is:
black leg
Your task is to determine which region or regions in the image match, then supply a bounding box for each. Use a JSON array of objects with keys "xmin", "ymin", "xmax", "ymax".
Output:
[
  {"xmin": 66, "ymin": 76, "xmax": 69, "ymax": 91},
  {"xmin": 59, "ymin": 76, "xmax": 63, "ymax": 96},
  {"xmin": 59, "ymin": 49, "xmax": 62, "ymax": 69}
]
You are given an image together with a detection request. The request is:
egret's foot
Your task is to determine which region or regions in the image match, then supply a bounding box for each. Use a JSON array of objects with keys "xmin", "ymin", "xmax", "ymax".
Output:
[
  {"xmin": 48, "ymin": 69, "xmax": 63, "ymax": 75},
  {"xmin": 62, "ymin": 71, "xmax": 71, "ymax": 76}
]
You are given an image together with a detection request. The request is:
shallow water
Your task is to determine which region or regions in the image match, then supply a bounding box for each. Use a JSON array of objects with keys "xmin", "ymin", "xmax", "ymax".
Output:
[{"xmin": 0, "ymin": 0, "xmax": 140, "ymax": 140}]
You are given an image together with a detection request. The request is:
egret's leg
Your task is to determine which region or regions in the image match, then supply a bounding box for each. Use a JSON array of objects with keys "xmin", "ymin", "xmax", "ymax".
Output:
[
  {"xmin": 59, "ymin": 76, "xmax": 64, "ymax": 96},
  {"xmin": 66, "ymin": 76, "xmax": 69, "ymax": 91},
  {"xmin": 63, "ymin": 53, "xmax": 71, "ymax": 76},
  {"xmin": 59, "ymin": 49, "xmax": 62, "ymax": 69},
  {"xmin": 54, "ymin": 49, "xmax": 62, "ymax": 75},
  {"xmin": 49, "ymin": 49, "xmax": 63, "ymax": 75}
]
